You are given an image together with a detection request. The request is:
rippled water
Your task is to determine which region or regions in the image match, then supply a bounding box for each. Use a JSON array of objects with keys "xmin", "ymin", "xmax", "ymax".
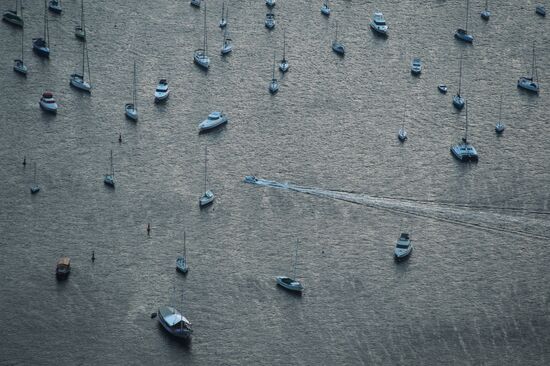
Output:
[{"xmin": 1, "ymin": 0, "xmax": 549, "ymax": 364}]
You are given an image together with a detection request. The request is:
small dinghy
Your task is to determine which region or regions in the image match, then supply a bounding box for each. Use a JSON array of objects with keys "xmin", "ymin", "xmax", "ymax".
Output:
[
  {"xmin": 154, "ymin": 79, "xmax": 170, "ymax": 102},
  {"xmin": 39, "ymin": 92, "xmax": 58, "ymax": 113},
  {"xmin": 438, "ymin": 84, "xmax": 448, "ymax": 93},
  {"xmin": 398, "ymin": 127, "xmax": 407, "ymax": 142}
]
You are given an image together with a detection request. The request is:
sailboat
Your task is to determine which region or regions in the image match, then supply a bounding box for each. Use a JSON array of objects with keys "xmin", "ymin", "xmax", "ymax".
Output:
[
  {"xmin": 176, "ymin": 231, "xmax": 189, "ymax": 274},
  {"xmin": 157, "ymin": 289, "xmax": 193, "ymax": 339},
  {"xmin": 199, "ymin": 146, "xmax": 214, "ymax": 207},
  {"xmin": 70, "ymin": 39, "xmax": 92, "ymax": 92},
  {"xmin": 398, "ymin": 119, "xmax": 407, "ymax": 141},
  {"xmin": 276, "ymin": 240, "xmax": 304, "ymax": 293},
  {"xmin": 517, "ymin": 42, "xmax": 540, "ymax": 93},
  {"xmin": 104, "ymin": 150, "xmax": 115, "ymax": 187},
  {"xmin": 265, "ymin": 12, "xmax": 275, "ymax": 29},
  {"xmin": 453, "ymin": 53, "xmax": 465, "ymax": 110},
  {"xmin": 190, "ymin": 0, "xmax": 201, "ymax": 8},
  {"xmin": 451, "ymin": 101, "xmax": 478, "ymax": 162},
  {"xmin": 332, "ymin": 22, "xmax": 345, "ymax": 55},
  {"xmin": 48, "ymin": 0, "xmax": 62, "ymax": 14},
  {"xmin": 32, "ymin": 1, "xmax": 50, "ymax": 58},
  {"xmin": 194, "ymin": 1, "xmax": 210, "ymax": 70},
  {"xmin": 125, "ymin": 61, "xmax": 138, "ymax": 120},
  {"xmin": 480, "ymin": 0, "xmax": 490, "ymax": 20},
  {"xmin": 220, "ymin": 29, "xmax": 232, "ymax": 55},
  {"xmin": 321, "ymin": 0, "xmax": 331, "ymax": 16},
  {"xmin": 455, "ymin": 0, "xmax": 474, "ymax": 43},
  {"xmin": 75, "ymin": 0, "xmax": 86, "ymax": 40},
  {"xmin": 2, "ymin": 0, "xmax": 24, "ymax": 27},
  {"xmin": 279, "ymin": 30, "xmax": 289, "ymax": 72},
  {"xmin": 269, "ymin": 53, "xmax": 279, "ymax": 94},
  {"xmin": 495, "ymin": 94, "xmax": 505, "ymax": 133},
  {"xmin": 219, "ymin": 1, "xmax": 227, "ymax": 28},
  {"xmin": 14, "ymin": 17, "xmax": 27, "ymax": 75},
  {"xmin": 30, "ymin": 162, "xmax": 40, "ymax": 194}
]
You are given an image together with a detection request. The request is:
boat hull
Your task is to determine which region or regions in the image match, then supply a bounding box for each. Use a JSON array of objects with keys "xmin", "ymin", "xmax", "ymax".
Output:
[
  {"xmin": 517, "ymin": 78, "xmax": 539, "ymax": 93},
  {"xmin": 454, "ymin": 30, "xmax": 473, "ymax": 43},
  {"xmin": 394, "ymin": 246, "xmax": 413, "ymax": 261},
  {"xmin": 125, "ymin": 104, "xmax": 138, "ymax": 121},
  {"xmin": 70, "ymin": 76, "xmax": 91, "ymax": 92},
  {"xmin": 276, "ymin": 276, "xmax": 303, "ymax": 293},
  {"xmin": 199, "ymin": 118, "xmax": 228, "ymax": 132},
  {"xmin": 32, "ymin": 40, "xmax": 50, "ymax": 58},
  {"xmin": 451, "ymin": 146, "xmax": 478, "ymax": 162},
  {"xmin": 453, "ymin": 95, "xmax": 465, "ymax": 109},
  {"xmin": 13, "ymin": 61, "xmax": 28, "ymax": 75},
  {"xmin": 39, "ymin": 101, "xmax": 58, "ymax": 113},
  {"xmin": 176, "ymin": 257, "xmax": 188, "ymax": 274},
  {"xmin": 2, "ymin": 13, "xmax": 23, "ymax": 27},
  {"xmin": 332, "ymin": 42, "xmax": 345, "ymax": 55},
  {"xmin": 279, "ymin": 61, "xmax": 289, "ymax": 72}
]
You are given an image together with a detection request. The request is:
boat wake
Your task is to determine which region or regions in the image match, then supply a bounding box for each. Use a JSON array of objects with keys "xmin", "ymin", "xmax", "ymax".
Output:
[{"xmin": 244, "ymin": 176, "xmax": 550, "ymax": 241}]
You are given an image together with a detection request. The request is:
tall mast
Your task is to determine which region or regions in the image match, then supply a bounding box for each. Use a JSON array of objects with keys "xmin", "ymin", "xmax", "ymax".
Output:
[
  {"xmin": 458, "ymin": 52, "xmax": 463, "ymax": 95},
  {"xmin": 531, "ymin": 41, "xmax": 536, "ymax": 80},
  {"xmin": 203, "ymin": 0, "xmax": 207, "ymax": 54},
  {"xmin": 33, "ymin": 162, "xmax": 37, "ymax": 184},
  {"xmin": 484, "ymin": 0, "xmax": 488, "ymax": 11},
  {"xmin": 183, "ymin": 231, "xmax": 186, "ymax": 258},
  {"xmin": 21, "ymin": 8, "xmax": 24, "ymax": 62},
  {"xmin": 110, "ymin": 150, "xmax": 114, "ymax": 176},
  {"xmin": 81, "ymin": 0, "xmax": 85, "ymax": 34},
  {"xmin": 272, "ymin": 52, "xmax": 275, "ymax": 80},
  {"xmin": 133, "ymin": 60, "xmax": 137, "ymax": 108},
  {"xmin": 335, "ymin": 22, "xmax": 338, "ymax": 42},
  {"xmin": 498, "ymin": 93, "xmax": 502, "ymax": 122},
  {"xmin": 81, "ymin": 40, "xmax": 85, "ymax": 77},
  {"xmin": 464, "ymin": 101, "xmax": 469, "ymax": 142},
  {"xmin": 282, "ymin": 30, "xmax": 286, "ymax": 60},
  {"xmin": 292, "ymin": 240, "xmax": 299, "ymax": 280},
  {"xmin": 465, "ymin": 0, "xmax": 469, "ymax": 32},
  {"xmin": 204, "ymin": 145, "xmax": 207, "ymax": 192},
  {"xmin": 221, "ymin": 1, "xmax": 224, "ymax": 21}
]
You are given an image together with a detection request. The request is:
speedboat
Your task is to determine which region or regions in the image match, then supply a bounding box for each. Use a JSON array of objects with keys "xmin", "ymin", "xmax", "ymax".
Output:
[
  {"xmin": 370, "ymin": 12, "xmax": 388, "ymax": 36},
  {"xmin": 517, "ymin": 77, "xmax": 539, "ymax": 93},
  {"xmin": 244, "ymin": 175, "xmax": 257, "ymax": 183},
  {"xmin": 176, "ymin": 256, "xmax": 188, "ymax": 274},
  {"xmin": 13, "ymin": 59, "xmax": 27, "ymax": 75},
  {"xmin": 154, "ymin": 79, "xmax": 170, "ymax": 102},
  {"xmin": 125, "ymin": 103, "xmax": 138, "ymax": 121},
  {"xmin": 157, "ymin": 306, "xmax": 193, "ymax": 338},
  {"xmin": 332, "ymin": 40, "xmax": 345, "ymax": 55},
  {"xmin": 536, "ymin": 5, "xmax": 546, "ymax": 16},
  {"xmin": 2, "ymin": 10, "xmax": 23, "ymax": 27},
  {"xmin": 321, "ymin": 2, "xmax": 331, "ymax": 16},
  {"xmin": 39, "ymin": 92, "xmax": 58, "ymax": 113},
  {"xmin": 70, "ymin": 73, "xmax": 91, "ymax": 92},
  {"xmin": 190, "ymin": 0, "xmax": 201, "ymax": 7},
  {"xmin": 394, "ymin": 233, "xmax": 413, "ymax": 261},
  {"xmin": 276, "ymin": 276, "xmax": 303, "ymax": 293},
  {"xmin": 194, "ymin": 49, "xmax": 210, "ymax": 69},
  {"xmin": 199, "ymin": 190, "xmax": 214, "ymax": 207},
  {"xmin": 265, "ymin": 12, "xmax": 275, "ymax": 29},
  {"xmin": 56, "ymin": 257, "xmax": 71, "ymax": 279},
  {"xmin": 48, "ymin": 0, "xmax": 62, "ymax": 14},
  {"xmin": 451, "ymin": 138, "xmax": 478, "ymax": 161},
  {"xmin": 495, "ymin": 122, "xmax": 505, "ymax": 134},
  {"xmin": 454, "ymin": 28, "xmax": 473, "ymax": 43},
  {"xmin": 398, "ymin": 128, "xmax": 407, "ymax": 142},
  {"xmin": 266, "ymin": 0, "xmax": 275, "ymax": 8},
  {"xmin": 269, "ymin": 78, "xmax": 279, "ymax": 94},
  {"xmin": 438, "ymin": 84, "xmax": 448, "ymax": 93},
  {"xmin": 32, "ymin": 38, "xmax": 50, "ymax": 58},
  {"xmin": 411, "ymin": 58, "xmax": 422, "ymax": 75},
  {"xmin": 453, "ymin": 94, "xmax": 465, "ymax": 109},
  {"xmin": 199, "ymin": 111, "xmax": 228, "ymax": 132}
]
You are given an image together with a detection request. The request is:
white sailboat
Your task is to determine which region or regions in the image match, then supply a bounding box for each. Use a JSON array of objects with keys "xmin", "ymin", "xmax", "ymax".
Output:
[
  {"xmin": 219, "ymin": 1, "xmax": 227, "ymax": 28},
  {"xmin": 331, "ymin": 22, "xmax": 345, "ymax": 55},
  {"xmin": 3, "ymin": 0, "xmax": 24, "ymax": 27},
  {"xmin": 321, "ymin": 0, "xmax": 331, "ymax": 16},
  {"xmin": 276, "ymin": 240, "xmax": 304, "ymax": 293},
  {"xmin": 32, "ymin": 1, "xmax": 50, "ymax": 58},
  {"xmin": 451, "ymin": 101, "xmax": 478, "ymax": 162},
  {"xmin": 220, "ymin": 29, "xmax": 232, "ymax": 55},
  {"xmin": 398, "ymin": 121, "xmax": 407, "ymax": 142},
  {"xmin": 453, "ymin": 53, "xmax": 465, "ymax": 110},
  {"xmin": 279, "ymin": 30, "xmax": 289, "ymax": 72},
  {"xmin": 455, "ymin": 0, "xmax": 474, "ymax": 43},
  {"xmin": 75, "ymin": 0, "xmax": 86, "ymax": 40},
  {"xmin": 104, "ymin": 150, "xmax": 115, "ymax": 187},
  {"xmin": 30, "ymin": 162, "xmax": 40, "ymax": 194},
  {"xmin": 517, "ymin": 42, "xmax": 540, "ymax": 93},
  {"xmin": 176, "ymin": 231, "xmax": 189, "ymax": 274},
  {"xmin": 14, "ymin": 17, "xmax": 27, "ymax": 75},
  {"xmin": 125, "ymin": 61, "xmax": 138, "ymax": 120},
  {"xmin": 199, "ymin": 146, "xmax": 214, "ymax": 207},
  {"xmin": 157, "ymin": 289, "xmax": 193, "ymax": 339},
  {"xmin": 194, "ymin": 1, "xmax": 210, "ymax": 70},
  {"xmin": 269, "ymin": 53, "xmax": 279, "ymax": 94},
  {"xmin": 70, "ymin": 40, "xmax": 92, "ymax": 92},
  {"xmin": 495, "ymin": 94, "xmax": 505, "ymax": 133},
  {"xmin": 480, "ymin": 0, "xmax": 490, "ymax": 19},
  {"xmin": 48, "ymin": 0, "xmax": 62, "ymax": 14}
]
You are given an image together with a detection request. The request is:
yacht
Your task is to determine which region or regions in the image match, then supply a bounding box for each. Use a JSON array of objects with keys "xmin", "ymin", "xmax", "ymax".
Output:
[
  {"xmin": 14, "ymin": 23, "xmax": 27, "ymax": 75},
  {"xmin": 194, "ymin": 2, "xmax": 210, "ymax": 69},
  {"xmin": 56, "ymin": 257, "xmax": 71, "ymax": 279},
  {"xmin": 455, "ymin": 0, "xmax": 473, "ymax": 43},
  {"xmin": 75, "ymin": 0, "xmax": 86, "ymax": 40},
  {"xmin": 517, "ymin": 43, "xmax": 540, "ymax": 93},
  {"xmin": 2, "ymin": 0, "xmax": 23, "ymax": 27},
  {"xmin": 266, "ymin": 0, "xmax": 275, "ymax": 8},
  {"xmin": 332, "ymin": 22, "xmax": 345, "ymax": 55},
  {"xmin": 394, "ymin": 233, "xmax": 413, "ymax": 261},
  {"xmin": 104, "ymin": 150, "xmax": 115, "ymax": 187},
  {"xmin": 39, "ymin": 92, "xmax": 58, "ymax": 113},
  {"xmin": 220, "ymin": 29, "xmax": 232, "ymax": 55},
  {"xmin": 279, "ymin": 30, "xmax": 289, "ymax": 72},
  {"xmin": 157, "ymin": 306, "xmax": 193, "ymax": 339},
  {"xmin": 219, "ymin": 1, "xmax": 227, "ymax": 28},
  {"xmin": 438, "ymin": 84, "xmax": 448, "ymax": 93},
  {"xmin": 451, "ymin": 102, "xmax": 478, "ymax": 162},
  {"xmin": 154, "ymin": 79, "xmax": 170, "ymax": 102},
  {"xmin": 411, "ymin": 58, "xmax": 422, "ymax": 75},
  {"xmin": 176, "ymin": 232, "xmax": 189, "ymax": 274},
  {"xmin": 480, "ymin": 0, "xmax": 490, "ymax": 19},
  {"xmin": 495, "ymin": 94, "xmax": 505, "ymax": 134},
  {"xmin": 536, "ymin": 5, "xmax": 546, "ymax": 16},
  {"xmin": 48, "ymin": 0, "xmax": 62, "ymax": 14},
  {"xmin": 199, "ymin": 111, "xmax": 228, "ymax": 132},
  {"xmin": 190, "ymin": 0, "xmax": 201, "ymax": 8},
  {"xmin": 265, "ymin": 12, "xmax": 275, "ymax": 29},
  {"xmin": 321, "ymin": 0, "xmax": 331, "ymax": 16},
  {"xmin": 33, "ymin": 1, "xmax": 50, "ymax": 58},
  {"xmin": 370, "ymin": 12, "xmax": 388, "ymax": 35}
]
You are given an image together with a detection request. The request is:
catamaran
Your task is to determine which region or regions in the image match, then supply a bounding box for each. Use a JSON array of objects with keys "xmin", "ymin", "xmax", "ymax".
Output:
[{"xmin": 451, "ymin": 101, "xmax": 478, "ymax": 162}]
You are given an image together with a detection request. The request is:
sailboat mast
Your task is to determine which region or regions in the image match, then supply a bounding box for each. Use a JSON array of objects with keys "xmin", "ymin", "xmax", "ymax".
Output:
[
  {"xmin": 33, "ymin": 163, "xmax": 37, "ymax": 184},
  {"xmin": 183, "ymin": 231, "xmax": 186, "ymax": 257},
  {"xmin": 203, "ymin": 0, "xmax": 207, "ymax": 54},
  {"xmin": 272, "ymin": 52, "xmax": 275, "ymax": 79},
  {"xmin": 204, "ymin": 146, "xmax": 207, "ymax": 192},
  {"xmin": 43, "ymin": 0, "xmax": 48, "ymax": 44},
  {"xmin": 465, "ymin": 0, "xmax": 469, "ymax": 32},
  {"xmin": 21, "ymin": 12, "xmax": 24, "ymax": 62},
  {"xmin": 292, "ymin": 240, "xmax": 298, "ymax": 280},
  {"xmin": 531, "ymin": 42, "xmax": 536, "ymax": 80},
  {"xmin": 133, "ymin": 60, "xmax": 137, "ymax": 107},
  {"xmin": 81, "ymin": 40, "xmax": 85, "ymax": 77},
  {"xmin": 498, "ymin": 93, "xmax": 502, "ymax": 121},
  {"xmin": 484, "ymin": 0, "xmax": 488, "ymax": 11},
  {"xmin": 110, "ymin": 150, "xmax": 114, "ymax": 176},
  {"xmin": 282, "ymin": 30, "xmax": 286, "ymax": 60},
  {"xmin": 458, "ymin": 53, "xmax": 463, "ymax": 95},
  {"xmin": 221, "ymin": 1, "xmax": 224, "ymax": 21},
  {"xmin": 335, "ymin": 22, "xmax": 338, "ymax": 42},
  {"xmin": 81, "ymin": 0, "xmax": 85, "ymax": 32},
  {"xmin": 464, "ymin": 101, "xmax": 469, "ymax": 142}
]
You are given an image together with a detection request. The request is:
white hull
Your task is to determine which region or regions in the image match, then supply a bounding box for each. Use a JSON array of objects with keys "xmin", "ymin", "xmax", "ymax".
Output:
[
  {"xmin": 221, "ymin": 44, "xmax": 232, "ymax": 55},
  {"xmin": 199, "ymin": 116, "xmax": 228, "ymax": 132},
  {"xmin": 199, "ymin": 190, "xmax": 214, "ymax": 207},
  {"xmin": 125, "ymin": 104, "xmax": 138, "ymax": 121},
  {"xmin": 279, "ymin": 61, "xmax": 289, "ymax": 72},
  {"xmin": 13, "ymin": 61, "xmax": 27, "ymax": 75},
  {"xmin": 194, "ymin": 54, "xmax": 210, "ymax": 69},
  {"xmin": 70, "ymin": 75, "xmax": 91, "ymax": 92},
  {"xmin": 517, "ymin": 78, "xmax": 539, "ymax": 93},
  {"xmin": 39, "ymin": 101, "xmax": 58, "ymax": 113},
  {"xmin": 155, "ymin": 92, "xmax": 169, "ymax": 102},
  {"xmin": 269, "ymin": 80, "xmax": 279, "ymax": 94}
]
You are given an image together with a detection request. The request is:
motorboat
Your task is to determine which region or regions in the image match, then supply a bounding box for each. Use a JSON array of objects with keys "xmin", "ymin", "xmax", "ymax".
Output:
[
  {"xmin": 495, "ymin": 122, "xmax": 505, "ymax": 134},
  {"xmin": 266, "ymin": 0, "xmax": 275, "ymax": 8},
  {"xmin": 104, "ymin": 150, "xmax": 115, "ymax": 187},
  {"xmin": 369, "ymin": 12, "xmax": 388, "ymax": 35},
  {"xmin": 190, "ymin": 0, "xmax": 201, "ymax": 8},
  {"xmin": 39, "ymin": 92, "xmax": 58, "ymax": 113},
  {"xmin": 438, "ymin": 84, "xmax": 448, "ymax": 93},
  {"xmin": 451, "ymin": 102, "xmax": 478, "ymax": 162},
  {"xmin": 244, "ymin": 175, "xmax": 258, "ymax": 183},
  {"xmin": 453, "ymin": 94, "xmax": 465, "ymax": 109},
  {"xmin": 220, "ymin": 30, "xmax": 232, "ymax": 55},
  {"xmin": 199, "ymin": 190, "xmax": 214, "ymax": 207},
  {"xmin": 48, "ymin": 0, "xmax": 62, "ymax": 14},
  {"xmin": 411, "ymin": 58, "xmax": 422, "ymax": 74},
  {"xmin": 454, "ymin": 28, "xmax": 474, "ymax": 43},
  {"xmin": 517, "ymin": 43, "xmax": 540, "ymax": 93},
  {"xmin": 536, "ymin": 5, "xmax": 546, "ymax": 16},
  {"xmin": 199, "ymin": 111, "xmax": 228, "ymax": 132},
  {"xmin": 481, "ymin": 0, "xmax": 490, "ymax": 19},
  {"xmin": 56, "ymin": 257, "xmax": 71, "ymax": 279},
  {"xmin": 276, "ymin": 276, "xmax": 304, "ymax": 293},
  {"xmin": 32, "ymin": 38, "xmax": 50, "ymax": 58},
  {"xmin": 398, "ymin": 127, "xmax": 407, "ymax": 142},
  {"xmin": 70, "ymin": 73, "xmax": 91, "ymax": 92},
  {"xmin": 394, "ymin": 233, "xmax": 413, "ymax": 261},
  {"xmin": 157, "ymin": 306, "xmax": 193, "ymax": 338},
  {"xmin": 154, "ymin": 79, "xmax": 170, "ymax": 102},
  {"xmin": 321, "ymin": 0, "xmax": 331, "ymax": 16},
  {"xmin": 265, "ymin": 12, "xmax": 275, "ymax": 29}
]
